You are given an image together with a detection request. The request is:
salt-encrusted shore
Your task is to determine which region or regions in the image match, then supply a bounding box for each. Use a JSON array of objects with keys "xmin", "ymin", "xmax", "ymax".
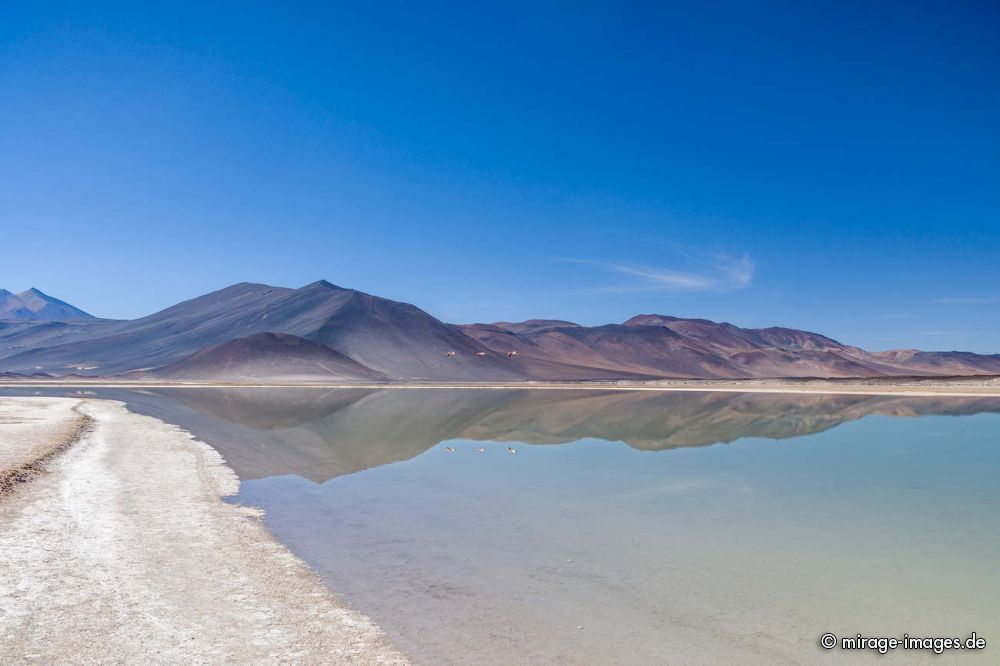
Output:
[
  {"xmin": 0, "ymin": 397, "xmax": 90, "ymax": 495},
  {"xmin": 0, "ymin": 398, "xmax": 407, "ymax": 664}
]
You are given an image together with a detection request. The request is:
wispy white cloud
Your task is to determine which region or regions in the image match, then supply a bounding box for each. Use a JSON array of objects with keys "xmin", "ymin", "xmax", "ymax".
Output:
[
  {"xmin": 933, "ymin": 296, "xmax": 1000, "ymax": 305},
  {"xmin": 564, "ymin": 251, "xmax": 755, "ymax": 294}
]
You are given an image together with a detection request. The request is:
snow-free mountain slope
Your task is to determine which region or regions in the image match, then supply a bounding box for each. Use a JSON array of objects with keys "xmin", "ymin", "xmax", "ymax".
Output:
[
  {"xmin": 0, "ymin": 288, "xmax": 94, "ymax": 321},
  {"xmin": 1, "ymin": 281, "xmax": 999, "ymax": 380},
  {"xmin": 152, "ymin": 332, "xmax": 385, "ymax": 382}
]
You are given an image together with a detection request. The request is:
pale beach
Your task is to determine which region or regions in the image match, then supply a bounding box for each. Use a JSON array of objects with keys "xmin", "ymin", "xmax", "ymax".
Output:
[{"xmin": 0, "ymin": 397, "xmax": 406, "ymax": 664}]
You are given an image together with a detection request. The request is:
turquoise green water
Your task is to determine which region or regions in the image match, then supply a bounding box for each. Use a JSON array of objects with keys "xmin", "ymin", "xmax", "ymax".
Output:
[{"xmin": 6, "ymin": 388, "xmax": 1000, "ymax": 663}]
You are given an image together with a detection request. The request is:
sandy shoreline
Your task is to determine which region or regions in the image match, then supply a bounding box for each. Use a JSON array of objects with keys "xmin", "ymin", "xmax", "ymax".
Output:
[
  {"xmin": 1, "ymin": 376, "xmax": 1000, "ymax": 397},
  {"xmin": 0, "ymin": 397, "xmax": 407, "ymax": 664}
]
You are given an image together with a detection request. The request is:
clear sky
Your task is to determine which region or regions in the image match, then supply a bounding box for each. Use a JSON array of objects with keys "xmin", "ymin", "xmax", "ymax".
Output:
[{"xmin": 2, "ymin": 1, "xmax": 998, "ymax": 352}]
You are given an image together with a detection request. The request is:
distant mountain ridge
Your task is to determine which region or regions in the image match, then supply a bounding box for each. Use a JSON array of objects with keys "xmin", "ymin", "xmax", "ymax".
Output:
[
  {"xmin": 0, "ymin": 280, "xmax": 998, "ymax": 380},
  {"xmin": 0, "ymin": 288, "xmax": 94, "ymax": 321},
  {"xmin": 461, "ymin": 315, "xmax": 1000, "ymax": 378}
]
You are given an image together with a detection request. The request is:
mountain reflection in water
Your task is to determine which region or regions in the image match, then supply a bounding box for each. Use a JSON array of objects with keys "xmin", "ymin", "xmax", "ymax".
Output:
[{"xmin": 96, "ymin": 387, "xmax": 1000, "ymax": 482}]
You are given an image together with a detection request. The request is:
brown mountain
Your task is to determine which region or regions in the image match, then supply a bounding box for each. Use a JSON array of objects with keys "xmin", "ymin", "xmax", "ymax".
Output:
[
  {"xmin": 151, "ymin": 332, "xmax": 385, "ymax": 382},
  {"xmin": 460, "ymin": 315, "xmax": 1000, "ymax": 379}
]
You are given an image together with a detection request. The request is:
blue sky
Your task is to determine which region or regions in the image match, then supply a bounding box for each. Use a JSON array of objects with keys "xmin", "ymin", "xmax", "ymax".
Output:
[{"xmin": 2, "ymin": 1, "xmax": 998, "ymax": 352}]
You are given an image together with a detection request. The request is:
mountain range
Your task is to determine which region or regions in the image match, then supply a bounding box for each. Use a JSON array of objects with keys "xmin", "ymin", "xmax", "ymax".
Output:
[
  {"xmin": 1, "ymin": 280, "xmax": 998, "ymax": 380},
  {"xmin": 0, "ymin": 288, "xmax": 94, "ymax": 321}
]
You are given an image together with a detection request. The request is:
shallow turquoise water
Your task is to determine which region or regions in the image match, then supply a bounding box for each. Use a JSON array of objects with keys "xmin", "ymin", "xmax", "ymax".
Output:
[{"xmin": 236, "ymin": 409, "xmax": 1000, "ymax": 663}]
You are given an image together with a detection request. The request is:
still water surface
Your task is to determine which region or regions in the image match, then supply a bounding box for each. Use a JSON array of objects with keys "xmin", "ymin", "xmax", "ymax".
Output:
[{"xmin": 7, "ymin": 388, "xmax": 1000, "ymax": 663}]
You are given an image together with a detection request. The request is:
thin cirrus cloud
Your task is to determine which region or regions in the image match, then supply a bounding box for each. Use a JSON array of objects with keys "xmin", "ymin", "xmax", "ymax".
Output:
[
  {"xmin": 933, "ymin": 296, "xmax": 1000, "ymax": 305},
  {"xmin": 564, "ymin": 252, "xmax": 755, "ymax": 294}
]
